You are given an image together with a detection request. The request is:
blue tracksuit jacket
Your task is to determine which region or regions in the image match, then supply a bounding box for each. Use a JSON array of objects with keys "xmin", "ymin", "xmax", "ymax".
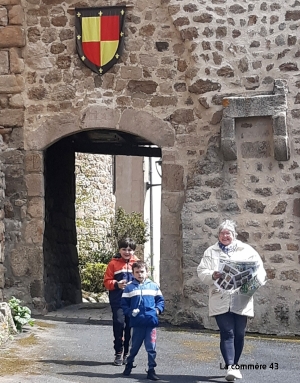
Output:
[{"xmin": 121, "ymin": 278, "xmax": 165, "ymax": 328}]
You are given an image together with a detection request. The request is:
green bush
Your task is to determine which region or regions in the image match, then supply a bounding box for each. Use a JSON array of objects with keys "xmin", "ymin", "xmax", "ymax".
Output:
[
  {"xmin": 8, "ymin": 296, "xmax": 34, "ymax": 332},
  {"xmin": 80, "ymin": 263, "xmax": 108, "ymax": 293},
  {"xmin": 108, "ymin": 207, "xmax": 149, "ymax": 253},
  {"xmin": 78, "ymin": 247, "xmax": 114, "ymax": 270}
]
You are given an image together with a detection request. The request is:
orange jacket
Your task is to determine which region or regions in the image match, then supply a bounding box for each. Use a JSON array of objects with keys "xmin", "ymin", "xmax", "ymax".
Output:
[{"xmin": 104, "ymin": 253, "xmax": 139, "ymax": 308}]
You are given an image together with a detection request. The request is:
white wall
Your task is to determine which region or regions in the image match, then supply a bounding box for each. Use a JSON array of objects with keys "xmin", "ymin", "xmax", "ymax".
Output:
[{"xmin": 115, "ymin": 156, "xmax": 144, "ymax": 214}]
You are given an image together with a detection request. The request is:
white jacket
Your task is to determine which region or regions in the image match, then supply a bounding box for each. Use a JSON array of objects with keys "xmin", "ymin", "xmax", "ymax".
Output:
[{"xmin": 197, "ymin": 240, "xmax": 266, "ymax": 317}]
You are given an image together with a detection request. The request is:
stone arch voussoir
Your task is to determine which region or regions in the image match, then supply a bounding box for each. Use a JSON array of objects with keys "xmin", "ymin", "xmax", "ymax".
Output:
[{"xmin": 25, "ymin": 106, "xmax": 175, "ymax": 151}]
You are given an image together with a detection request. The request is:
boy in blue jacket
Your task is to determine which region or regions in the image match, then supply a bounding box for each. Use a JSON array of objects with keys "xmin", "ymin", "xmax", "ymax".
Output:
[{"xmin": 121, "ymin": 261, "xmax": 165, "ymax": 381}]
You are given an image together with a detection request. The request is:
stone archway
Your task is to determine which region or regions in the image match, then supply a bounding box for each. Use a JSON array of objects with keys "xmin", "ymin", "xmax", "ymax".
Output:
[
  {"xmin": 19, "ymin": 107, "xmax": 183, "ymax": 312},
  {"xmin": 25, "ymin": 106, "xmax": 175, "ymax": 151}
]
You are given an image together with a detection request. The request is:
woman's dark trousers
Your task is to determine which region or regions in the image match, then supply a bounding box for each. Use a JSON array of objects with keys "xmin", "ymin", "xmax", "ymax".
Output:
[{"xmin": 215, "ymin": 311, "xmax": 247, "ymax": 366}]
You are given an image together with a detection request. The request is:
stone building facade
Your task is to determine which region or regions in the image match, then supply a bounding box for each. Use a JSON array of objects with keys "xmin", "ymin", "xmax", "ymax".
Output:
[{"xmin": 0, "ymin": 0, "xmax": 300, "ymax": 334}]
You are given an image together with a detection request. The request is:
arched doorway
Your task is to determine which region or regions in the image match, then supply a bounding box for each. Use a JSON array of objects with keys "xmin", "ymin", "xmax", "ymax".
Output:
[
  {"xmin": 19, "ymin": 107, "xmax": 179, "ymax": 313},
  {"xmin": 43, "ymin": 129, "xmax": 161, "ymax": 309}
]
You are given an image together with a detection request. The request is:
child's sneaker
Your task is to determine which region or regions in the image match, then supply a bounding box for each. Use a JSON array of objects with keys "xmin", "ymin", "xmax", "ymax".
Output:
[
  {"xmin": 123, "ymin": 353, "xmax": 128, "ymax": 364},
  {"xmin": 123, "ymin": 362, "xmax": 133, "ymax": 376},
  {"xmin": 113, "ymin": 353, "xmax": 123, "ymax": 366},
  {"xmin": 147, "ymin": 368, "xmax": 160, "ymax": 380}
]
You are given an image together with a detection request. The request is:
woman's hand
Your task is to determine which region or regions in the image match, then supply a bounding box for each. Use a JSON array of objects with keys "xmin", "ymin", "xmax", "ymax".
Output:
[{"xmin": 212, "ymin": 271, "xmax": 224, "ymax": 280}]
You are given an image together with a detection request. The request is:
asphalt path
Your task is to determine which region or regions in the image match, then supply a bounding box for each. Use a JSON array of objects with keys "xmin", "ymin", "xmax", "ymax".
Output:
[{"xmin": 1, "ymin": 304, "xmax": 300, "ymax": 383}]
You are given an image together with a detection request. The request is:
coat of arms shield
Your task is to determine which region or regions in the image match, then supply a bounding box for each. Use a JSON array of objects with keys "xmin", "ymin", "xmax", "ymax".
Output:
[{"xmin": 75, "ymin": 6, "xmax": 126, "ymax": 75}]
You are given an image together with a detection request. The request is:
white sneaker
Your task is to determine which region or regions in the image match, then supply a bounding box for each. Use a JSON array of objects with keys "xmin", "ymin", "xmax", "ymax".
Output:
[
  {"xmin": 225, "ymin": 366, "xmax": 236, "ymax": 382},
  {"xmin": 233, "ymin": 366, "xmax": 242, "ymax": 379},
  {"xmin": 225, "ymin": 365, "xmax": 243, "ymax": 381}
]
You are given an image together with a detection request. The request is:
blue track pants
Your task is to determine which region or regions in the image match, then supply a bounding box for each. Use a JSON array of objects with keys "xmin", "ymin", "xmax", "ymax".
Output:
[{"xmin": 126, "ymin": 327, "xmax": 157, "ymax": 369}]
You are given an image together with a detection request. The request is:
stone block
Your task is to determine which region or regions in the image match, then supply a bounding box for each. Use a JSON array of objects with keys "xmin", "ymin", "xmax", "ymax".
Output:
[
  {"xmin": 189, "ymin": 78, "xmax": 221, "ymax": 94},
  {"xmin": 0, "ymin": 26, "xmax": 25, "ymax": 48},
  {"xmin": 274, "ymin": 79, "xmax": 288, "ymax": 94},
  {"xmin": 274, "ymin": 136, "xmax": 290, "ymax": 161},
  {"xmin": 127, "ymin": 80, "xmax": 157, "ymax": 94},
  {"xmin": 161, "ymin": 164, "xmax": 184, "ymax": 192},
  {"xmin": 2, "ymin": 147, "xmax": 22, "ymax": 164},
  {"xmin": 241, "ymin": 141, "xmax": 271, "ymax": 158},
  {"xmin": 160, "ymin": 258, "xmax": 183, "ymax": 297},
  {"xmin": 9, "ymin": 48, "xmax": 24, "ymax": 74},
  {"xmin": 25, "ymin": 173, "xmax": 44, "ymax": 197},
  {"xmin": 0, "ymin": 302, "xmax": 17, "ymax": 346},
  {"xmin": 150, "ymin": 96, "xmax": 177, "ymax": 107},
  {"xmin": 27, "ymin": 197, "xmax": 44, "ymax": 218},
  {"xmin": 0, "ymin": 108, "xmax": 24, "ymax": 127},
  {"xmin": 223, "ymin": 94, "xmax": 286, "ymax": 118},
  {"xmin": 221, "ymin": 117, "xmax": 235, "ymax": 139},
  {"xmin": 169, "ymin": 108, "xmax": 195, "ymax": 124},
  {"xmin": 9, "ymin": 248, "xmax": 29, "ymax": 277},
  {"xmin": 25, "ymin": 112, "xmax": 78, "ymax": 150},
  {"xmin": 161, "ymin": 209, "xmax": 181, "ymax": 236},
  {"xmin": 24, "ymin": 219, "xmax": 44, "ymax": 244},
  {"xmin": 5, "ymin": 176, "xmax": 25, "ymax": 197},
  {"xmin": 120, "ymin": 66, "xmax": 143, "ymax": 80},
  {"xmin": 0, "ymin": 51, "xmax": 9, "ymax": 74},
  {"xmin": 139, "ymin": 54, "xmax": 159, "ymax": 67},
  {"xmin": 221, "ymin": 138, "xmax": 237, "ymax": 161},
  {"xmin": 0, "ymin": 6, "xmax": 7, "ymax": 26},
  {"xmin": 8, "ymin": 5, "xmax": 24, "ymax": 25},
  {"xmin": 0, "ymin": 74, "xmax": 24, "ymax": 94},
  {"xmin": 0, "ymin": 0, "xmax": 20, "ymax": 4},
  {"xmin": 272, "ymin": 112, "xmax": 287, "ymax": 136},
  {"xmin": 119, "ymin": 109, "xmax": 175, "ymax": 148},
  {"xmin": 83, "ymin": 105, "xmax": 120, "ymax": 129},
  {"xmin": 24, "ymin": 151, "xmax": 43, "ymax": 172},
  {"xmin": 9, "ymin": 93, "xmax": 24, "ymax": 108},
  {"xmin": 245, "ymin": 199, "xmax": 266, "ymax": 214},
  {"xmin": 176, "ymin": 134, "xmax": 203, "ymax": 148}
]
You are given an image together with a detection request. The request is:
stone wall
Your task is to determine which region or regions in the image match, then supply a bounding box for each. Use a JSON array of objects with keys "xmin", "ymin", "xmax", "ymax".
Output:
[
  {"xmin": 75, "ymin": 153, "xmax": 115, "ymax": 260},
  {"xmin": 0, "ymin": 137, "xmax": 6, "ymax": 302},
  {"xmin": 165, "ymin": 0, "xmax": 300, "ymax": 335},
  {"xmin": 0, "ymin": 0, "xmax": 300, "ymax": 334},
  {"xmin": 0, "ymin": 0, "xmax": 28, "ymax": 305}
]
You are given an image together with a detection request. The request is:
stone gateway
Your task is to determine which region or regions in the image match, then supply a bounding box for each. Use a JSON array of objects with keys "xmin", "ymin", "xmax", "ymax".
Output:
[{"xmin": 0, "ymin": 0, "xmax": 300, "ymax": 336}]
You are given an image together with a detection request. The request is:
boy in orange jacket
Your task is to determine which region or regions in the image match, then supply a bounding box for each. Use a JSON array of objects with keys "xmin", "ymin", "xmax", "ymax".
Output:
[{"xmin": 103, "ymin": 237, "xmax": 139, "ymax": 366}]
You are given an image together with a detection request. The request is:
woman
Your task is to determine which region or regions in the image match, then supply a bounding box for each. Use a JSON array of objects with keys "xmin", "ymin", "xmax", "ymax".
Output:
[{"xmin": 197, "ymin": 220, "xmax": 266, "ymax": 381}]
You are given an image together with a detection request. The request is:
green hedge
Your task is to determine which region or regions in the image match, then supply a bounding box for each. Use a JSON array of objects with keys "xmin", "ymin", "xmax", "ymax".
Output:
[{"xmin": 80, "ymin": 263, "xmax": 108, "ymax": 293}]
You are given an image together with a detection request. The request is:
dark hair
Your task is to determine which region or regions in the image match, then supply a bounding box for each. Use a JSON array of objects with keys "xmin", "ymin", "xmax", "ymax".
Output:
[
  {"xmin": 132, "ymin": 261, "xmax": 147, "ymax": 272},
  {"xmin": 118, "ymin": 237, "xmax": 136, "ymax": 251}
]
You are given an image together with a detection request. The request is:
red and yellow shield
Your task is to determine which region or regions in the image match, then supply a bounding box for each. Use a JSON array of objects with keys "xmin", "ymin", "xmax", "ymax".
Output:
[{"xmin": 75, "ymin": 6, "xmax": 126, "ymax": 75}]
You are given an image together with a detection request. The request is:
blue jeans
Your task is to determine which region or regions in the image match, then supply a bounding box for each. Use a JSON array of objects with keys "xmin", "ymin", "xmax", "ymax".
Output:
[
  {"xmin": 127, "ymin": 327, "xmax": 157, "ymax": 369},
  {"xmin": 112, "ymin": 307, "xmax": 131, "ymax": 355},
  {"xmin": 215, "ymin": 312, "xmax": 247, "ymax": 366}
]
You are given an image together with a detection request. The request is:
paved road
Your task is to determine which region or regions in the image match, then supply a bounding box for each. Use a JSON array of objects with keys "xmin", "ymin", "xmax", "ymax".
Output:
[{"xmin": 1, "ymin": 303, "xmax": 299, "ymax": 383}]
